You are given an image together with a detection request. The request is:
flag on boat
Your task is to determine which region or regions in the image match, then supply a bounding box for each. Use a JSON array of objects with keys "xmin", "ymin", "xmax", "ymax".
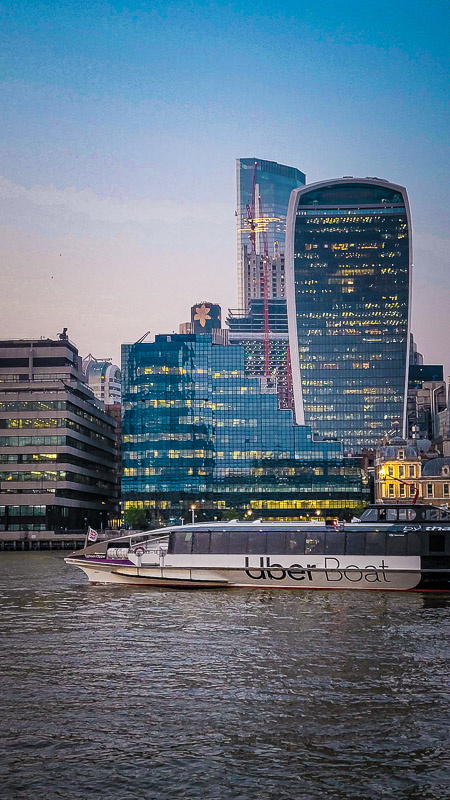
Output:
[{"xmin": 87, "ymin": 526, "xmax": 98, "ymax": 543}]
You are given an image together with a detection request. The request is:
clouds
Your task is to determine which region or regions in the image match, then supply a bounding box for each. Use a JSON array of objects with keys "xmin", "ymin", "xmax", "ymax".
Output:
[{"xmin": 0, "ymin": 174, "xmax": 228, "ymax": 228}]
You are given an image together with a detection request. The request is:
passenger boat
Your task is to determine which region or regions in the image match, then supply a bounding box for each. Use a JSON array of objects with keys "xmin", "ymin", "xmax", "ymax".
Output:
[{"xmin": 65, "ymin": 504, "xmax": 450, "ymax": 592}]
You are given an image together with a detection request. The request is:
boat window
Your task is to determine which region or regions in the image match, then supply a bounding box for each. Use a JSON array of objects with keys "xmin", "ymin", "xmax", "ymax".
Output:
[
  {"xmin": 325, "ymin": 531, "xmax": 345, "ymax": 555},
  {"xmin": 429, "ymin": 534, "xmax": 445, "ymax": 553},
  {"xmin": 229, "ymin": 532, "xmax": 248, "ymax": 554},
  {"xmin": 398, "ymin": 508, "xmax": 416, "ymax": 521},
  {"xmin": 378, "ymin": 508, "xmax": 387, "ymax": 521},
  {"xmin": 247, "ymin": 532, "xmax": 267, "ymax": 554},
  {"xmin": 209, "ymin": 531, "xmax": 229, "ymax": 554},
  {"xmin": 267, "ymin": 531, "xmax": 287, "ymax": 554},
  {"xmin": 305, "ymin": 532, "xmax": 325, "ymax": 555},
  {"xmin": 345, "ymin": 531, "xmax": 366, "ymax": 554},
  {"xmin": 360, "ymin": 508, "xmax": 378, "ymax": 522},
  {"xmin": 171, "ymin": 531, "xmax": 193, "ymax": 554},
  {"xmin": 424, "ymin": 509, "xmax": 441, "ymax": 521},
  {"xmin": 386, "ymin": 533, "xmax": 407, "ymax": 556},
  {"xmin": 365, "ymin": 532, "xmax": 386, "ymax": 555},
  {"xmin": 285, "ymin": 532, "xmax": 305, "ymax": 555},
  {"xmin": 192, "ymin": 531, "xmax": 210, "ymax": 554},
  {"xmin": 386, "ymin": 509, "xmax": 397, "ymax": 521},
  {"xmin": 406, "ymin": 533, "xmax": 421, "ymax": 555}
]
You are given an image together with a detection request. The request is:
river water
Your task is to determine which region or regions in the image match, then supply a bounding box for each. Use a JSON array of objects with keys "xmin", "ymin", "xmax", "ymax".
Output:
[{"xmin": 0, "ymin": 553, "xmax": 449, "ymax": 800}]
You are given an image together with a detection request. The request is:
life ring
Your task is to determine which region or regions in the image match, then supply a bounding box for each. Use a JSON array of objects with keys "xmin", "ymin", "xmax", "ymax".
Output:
[{"xmin": 134, "ymin": 546, "xmax": 145, "ymax": 557}]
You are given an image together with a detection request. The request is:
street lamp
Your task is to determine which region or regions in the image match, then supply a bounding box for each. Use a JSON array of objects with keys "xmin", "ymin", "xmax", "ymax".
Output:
[
  {"xmin": 378, "ymin": 467, "xmax": 419, "ymax": 504},
  {"xmin": 246, "ymin": 509, "xmax": 253, "ymax": 519},
  {"xmin": 190, "ymin": 504, "xmax": 196, "ymax": 524}
]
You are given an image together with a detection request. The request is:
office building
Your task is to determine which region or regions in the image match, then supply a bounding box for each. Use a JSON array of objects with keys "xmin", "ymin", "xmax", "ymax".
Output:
[
  {"xmin": 286, "ymin": 177, "xmax": 412, "ymax": 452},
  {"xmin": 236, "ymin": 158, "xmax": 305, "ymax": 310},
  {"xmin": 0, "ymin": 335, "xmax": 118, "ymax": 533},
  {"xmin": 227, "ymin": 299, "xmax": 292, "ymax": 409},
  {"xmin": 83, "ymin": 355, "xmax": 121, "ymax": 404},
  {"xmin": 121, "ymin": 327, "xmax": 368, "ymax": 523}
]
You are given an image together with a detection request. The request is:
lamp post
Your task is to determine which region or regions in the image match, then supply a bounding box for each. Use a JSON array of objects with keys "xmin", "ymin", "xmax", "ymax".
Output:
[
  {"xmin": 190, "ymin": 504, "xmax": 196, "ymax": 524},
  {"xmin": 378, "ymin": 467, "xmax": 419, "ymax": 504}
]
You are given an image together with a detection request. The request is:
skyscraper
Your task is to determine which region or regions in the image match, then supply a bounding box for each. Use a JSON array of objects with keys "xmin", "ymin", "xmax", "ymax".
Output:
[
  {"xmin": 285, "ymin": 178, "xmax": 412, "ymax": 451},
  {"xmin": 236, "ymin": 158, "xmax": 305, "ymax": 310}
]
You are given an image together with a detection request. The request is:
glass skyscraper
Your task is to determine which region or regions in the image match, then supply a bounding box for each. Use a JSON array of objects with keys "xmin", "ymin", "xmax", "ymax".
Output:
[
  {"xmin": 122, "ymin": 333, "xmax": 367, "ymax": 523},
  {"xmin": 285, "ymin": 178, "xmax": 412, "ymax": 452},
  {"xmin": 236, "ymin": 158, "xmax": 305, "ymax": 310}
]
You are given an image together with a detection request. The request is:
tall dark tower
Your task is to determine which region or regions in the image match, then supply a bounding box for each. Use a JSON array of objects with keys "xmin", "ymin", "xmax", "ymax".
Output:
[{"xmin": 285, "ymin": 178, "xmax": 412, "ymax": 451}]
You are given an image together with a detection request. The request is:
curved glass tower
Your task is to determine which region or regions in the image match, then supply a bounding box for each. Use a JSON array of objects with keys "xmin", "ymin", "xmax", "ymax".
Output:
[{"xmin": 286, "ymin": 178, "xmax": 412, "ymax": 451}]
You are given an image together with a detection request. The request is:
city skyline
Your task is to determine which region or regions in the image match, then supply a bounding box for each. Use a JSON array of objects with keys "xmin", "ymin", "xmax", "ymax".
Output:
[{"xmin": 0, "ymin": 1, "xmax": 448, "ymax": 374}]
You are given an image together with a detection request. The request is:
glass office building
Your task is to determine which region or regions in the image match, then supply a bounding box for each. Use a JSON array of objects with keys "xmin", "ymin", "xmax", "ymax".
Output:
[
  {"xmin": 285, "ymin": 178, "xmax": 412, "ymax": 452},
  {"xmin": 122, "ymin": 334, "xmax": 368, "ymax": 523},
  {"xmin": 227, "ymin": 299, "xmax": 292, "ymax": 409},
  {"xmin": 237, "ymin": 158, "xmax": 305, "ymax": 310}
]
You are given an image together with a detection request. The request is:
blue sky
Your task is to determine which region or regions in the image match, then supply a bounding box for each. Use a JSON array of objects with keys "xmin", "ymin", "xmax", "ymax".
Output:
[{"xmin": 0, "ymin": 0, "xmax": 449, "ymax": 369}]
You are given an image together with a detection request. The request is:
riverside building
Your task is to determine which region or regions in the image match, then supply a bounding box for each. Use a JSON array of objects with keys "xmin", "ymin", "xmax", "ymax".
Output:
[
  {"xmin": 0, "ymin": 335, "xmax": 118, "ymax": 533},
  {"xmin": 285, "ymin": 177, "xmax": 412, "ymax": 452},
  {"xmin": 237, "ymin": 158, "xmax": 305, "ymax": 310},
  {"xmin": 121, "ymin": 323, "xmax": 368, "ymax": 524}
]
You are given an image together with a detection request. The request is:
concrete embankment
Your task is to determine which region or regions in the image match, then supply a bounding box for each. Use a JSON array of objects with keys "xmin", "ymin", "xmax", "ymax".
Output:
[{"xmin": 0, "ymin": 530, "xmax": 118, "ymax": 551}]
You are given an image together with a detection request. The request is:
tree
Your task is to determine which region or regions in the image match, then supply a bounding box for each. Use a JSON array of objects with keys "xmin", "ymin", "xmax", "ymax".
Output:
[
  {"xmin": 222, "ymin": 508, "xmax": 245, "ymax": 521},
  {"xmin": 124, "ymin": 507, "xmax": 148, "ymax": 529}
]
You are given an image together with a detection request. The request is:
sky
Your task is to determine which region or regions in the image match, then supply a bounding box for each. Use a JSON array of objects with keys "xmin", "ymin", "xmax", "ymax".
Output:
[{"xmin": 0, "ymin": 0, "xmax": 449, "ymax": 372}]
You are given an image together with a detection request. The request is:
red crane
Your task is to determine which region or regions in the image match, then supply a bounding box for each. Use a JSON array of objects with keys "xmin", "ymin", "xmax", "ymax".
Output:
[
  {"xmin": 244, "ymin": 160, "xmax": 270, "ymax": 379},
  {"xmin": 258, "ymin": 193, "xmax": 271, "ymax": 378},
  {"xmin": 245, "ymin": 160, "xmax": 258, "ymax": 254}
]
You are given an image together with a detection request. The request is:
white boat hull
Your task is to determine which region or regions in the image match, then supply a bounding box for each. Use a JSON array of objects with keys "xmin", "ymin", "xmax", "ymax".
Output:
[{"xmin": 67, "ymin": 557, "xmax": 422, "ymax": 591}]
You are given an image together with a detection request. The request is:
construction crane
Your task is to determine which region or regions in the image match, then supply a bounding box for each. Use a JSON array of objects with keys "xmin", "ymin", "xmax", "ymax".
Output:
[
  {"xmin": 245, "ymin": 160, "xmax": 258, "ymax": 254},
  {"xmin": 258, "ymin": 194, "xmax": 271, "ymax": 378},
  {"xmin": 244, "ymin": 160, "xmax": 270, "ymax": 379}
]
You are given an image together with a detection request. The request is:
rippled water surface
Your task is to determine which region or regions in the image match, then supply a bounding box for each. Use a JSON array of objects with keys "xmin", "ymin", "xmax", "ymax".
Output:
[{"xmin": 0, "ymin": 553, "xmax": 449, "ymax": 799}]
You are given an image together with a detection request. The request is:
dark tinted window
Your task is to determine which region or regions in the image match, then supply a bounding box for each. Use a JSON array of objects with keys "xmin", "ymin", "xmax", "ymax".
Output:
[
  {"xmin": 209, "ymin": 532, "xmax": 229, "ymax": 554},
  {"xmin": 247, "ymin": 532, "xmax": 267, "ymax": 554},
  {"xmin": 229, "ymin": 532, "xmax": 248, "ymax": 554},
  {"xmin": 171, "ymin": 531, "xmax": 192, "ymax": 554},
  {"xmin": 407, "ymin": 534, "xmax": 421, "ymax": 556},
  {"xmin": 267, "ymin": 532, "xmax": 286, "ymax": 553},
  {"xmin": 365, "ymin": 532, "xmax": 386, "ymax": 555},
  {"xmin": 386, "ymin": 533, "xmax": 406, "ymax": 556},
  {"xmin": 360, "ymin": 509, "xmax": 378, "ymax": 522},
  {"xmin": 285, "ymin": 532, "xmax": 305, "ymax": 555},
  {"xmin": 325, "ymin": 531, "xmax": 345, "ymax": 555},
  {"xmin": 192, "ymin": 531, "xmax": 210, "ymax": 554},
  {"xmin": 305, "ymin": 533, "xmax": 325, "ymax": 555},
  {"xmin": 345, "ymin": 531, "xmax": 365, "ymax": 554},
  {"xmin": 429, "ymin": 534, "xmax": 445, "ymax": 553}
]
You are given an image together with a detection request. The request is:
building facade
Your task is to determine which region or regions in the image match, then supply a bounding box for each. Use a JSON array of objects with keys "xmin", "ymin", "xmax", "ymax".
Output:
[
  {"xmin": 83, "ymin": 355, "xmax": 121, "ymax": 405},
  {"xmin": 237, "ymin": 158, "xmax": 305, "ymax": 310},
  {"xmin": 227, "ymin": 299, "xmax": 292, "ymax": 409},
  {"xmin": 121, "ymin": 333, "xmax": 368, "ymax": 523},
  {"xmin": 286, "ymin": 178, "xmax": 412, "ymax": 452},
  {"xmin": 0, "ymin": 337, "xmax": 118, "ymax": 533},
  {"xmin": 375, "ymin": 439, "xmax": 450, "ymax": 507}
]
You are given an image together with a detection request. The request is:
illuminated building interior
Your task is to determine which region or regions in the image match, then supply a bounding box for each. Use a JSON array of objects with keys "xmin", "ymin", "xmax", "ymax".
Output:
[{"xmin": 287, "ymin": 179, "xmax": 411, "ymax": 452}]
